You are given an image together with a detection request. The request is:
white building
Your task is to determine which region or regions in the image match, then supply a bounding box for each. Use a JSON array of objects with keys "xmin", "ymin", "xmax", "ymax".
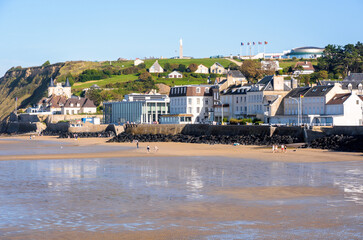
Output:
[
  {"xmin": 293, "ymin": 61, "xmax": 315, "ymax": 75},
  {"xmin": 62, "ymin": 97, "xmax": 97, "ymax": 115},
  {"xmin": 195, "ymin": 64, "xmax": 209, "ymax": 74},
  {"xmin": 48, "ymin": 78, "xmax": 71, "ymax": 98},
  {"xmin": 210, "ymin": 62, "xmax": 226, "ymax": 74},
  {"xmin": 160, "ymin": 85, "xmax": 213, "ymax": 124},
  {"xmin": 149, "ymin": 60, "xmax": 164, "ymax": 73},
  {"xmin": 134, "ymin": 58, "xmax": 144, "ymax": 66},
  {"xmin": 323, "ymin": 93, "xmax": 363, "ymax": 125},
  {"xmin": 168, "ymin": 71, "xmax": 183, "ymax": 78}
]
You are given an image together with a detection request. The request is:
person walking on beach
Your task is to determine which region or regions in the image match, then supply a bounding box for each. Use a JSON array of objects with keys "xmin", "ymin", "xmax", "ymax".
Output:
[
  {"xmin": 281, "ymin": 144, "xmax": 284, "ymax": 153},
  {"xmin": 284, "ymin": 145, "xmax": 287, "ymax": 153},
  {"xmin": 272, "ymin": 144, "xmax": 275, "ymax": 153},
  {"xmin": 136, "ymin": 140, "xmax": 139, "ymax": 149},
  {"xmin": 154, "ymin": 146, "xmax": 159, "ymax": 152},
  {"xmin": 147, "ymin": 145, "xmax": 150, "ymax": 153}
]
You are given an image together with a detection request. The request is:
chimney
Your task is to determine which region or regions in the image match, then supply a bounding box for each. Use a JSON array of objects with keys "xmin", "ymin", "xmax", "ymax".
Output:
[{"xmin": 273, "ymin": 76, "xmax": 284, "ymax": 91}]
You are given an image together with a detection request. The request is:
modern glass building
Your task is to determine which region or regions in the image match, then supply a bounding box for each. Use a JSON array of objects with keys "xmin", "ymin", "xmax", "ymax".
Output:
[
  {"xmin": 103, "ymin": 94, "xmax": 169, "ymax": 124},
  {"xmin": 286, "ymin": 46, "xmax": 324, "ymax": 59}
]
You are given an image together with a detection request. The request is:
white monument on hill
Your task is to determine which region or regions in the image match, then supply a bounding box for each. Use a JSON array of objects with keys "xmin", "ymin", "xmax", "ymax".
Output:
[{"xmin": 179, "ymin": 38, "xmax": 183, "ymax": 59}]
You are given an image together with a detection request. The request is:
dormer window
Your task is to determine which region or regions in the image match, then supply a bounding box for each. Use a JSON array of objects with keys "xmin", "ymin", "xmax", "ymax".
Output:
[
  {"xmin": 77, "ymin": 103, "xmax": 80, "ymax": 107},
  {"xmin": 312, "ymin": 89, "xmax": 317, "ymax": 92},
  {"xmin": 196, "ymin": 87, "xmax": 201, "ymax": 93},
  {"xmin": 322, "ymin": 88, "xmax": 327, "ymax": 92},
  {"xmin": 70, "ymin": 103, "xmax": 74, "ymax": 107}
]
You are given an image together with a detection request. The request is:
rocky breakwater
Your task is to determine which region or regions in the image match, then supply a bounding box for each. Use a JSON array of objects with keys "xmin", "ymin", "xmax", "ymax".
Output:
[
  {"xmin": 108, "ymin": 132, "xmax": 299, "ymax": 145},
  {"xmin": 58, "ymin": 131, "xmax": 116, "ymax": 138},
  {"xmin": 309, "ymin": 135, "xmax": 363, "ymax": 152}
]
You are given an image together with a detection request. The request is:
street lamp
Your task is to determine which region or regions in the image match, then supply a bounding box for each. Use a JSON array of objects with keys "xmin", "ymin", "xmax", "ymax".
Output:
[{"xmin": 289, "ymin": 97, "xmax": 301, "ymax": 125}]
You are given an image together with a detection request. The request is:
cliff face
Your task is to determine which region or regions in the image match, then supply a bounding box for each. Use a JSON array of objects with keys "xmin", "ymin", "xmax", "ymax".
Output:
[{"xmin": 0, "ymin": 63, "xmax": 64, "ymax": 120}]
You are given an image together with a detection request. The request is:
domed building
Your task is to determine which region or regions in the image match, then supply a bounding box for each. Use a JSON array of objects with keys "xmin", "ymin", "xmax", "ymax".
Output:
[{"xmin": 286, "ymin": 46, "xmax": 324, "ymax": 58}]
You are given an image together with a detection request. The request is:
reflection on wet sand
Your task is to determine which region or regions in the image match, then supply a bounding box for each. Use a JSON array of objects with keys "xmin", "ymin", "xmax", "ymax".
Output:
[{"xmin": 0, "ymin": 149, "xmax": 362, "ymax": 239}]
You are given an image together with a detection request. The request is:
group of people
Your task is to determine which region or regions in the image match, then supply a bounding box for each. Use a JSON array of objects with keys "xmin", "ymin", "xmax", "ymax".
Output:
[
  {"xmin": 272, "ymin": 144, "xmax": 287, "ymax": 153},
  {"xmin": 133, "ymin": 140, "xmax": 159, "ymax": 153}
]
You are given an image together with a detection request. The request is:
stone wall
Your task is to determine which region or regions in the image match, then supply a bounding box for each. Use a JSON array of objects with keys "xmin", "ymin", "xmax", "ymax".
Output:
[
  {"xmin": 126, "ymin": 124, "xmax": 283, "ymax": 137},
  {"xmin": 46, "ymin": 114, "xmax": 103, "ymax": 123}
]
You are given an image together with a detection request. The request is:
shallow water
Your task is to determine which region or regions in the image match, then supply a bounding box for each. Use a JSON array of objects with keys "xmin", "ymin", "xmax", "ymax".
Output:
[
  {"xmin": 0, "ymin": 138, "xmax": 127, "ymax": 155},
  {"xmin": 0, "ymin": 148, "xmax": 362, "ymax": 238}
]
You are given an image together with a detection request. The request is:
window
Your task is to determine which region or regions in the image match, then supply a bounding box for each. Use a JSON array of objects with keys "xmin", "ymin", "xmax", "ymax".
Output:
[
  {"xmin": 196, "ymin": 87, "xmax": 201, "ymax": 93},
  {"xmin": 236, "ymin": 98, "xmax": 238, "ymax": 103},
  {"xmin": 188, "ymin": 98, "xmax": 192, "ymax": 104},
  {"xmin": 197, "ymin": 107, "xmax": 200, "ymax": 113},
  {"xmin": 205, "ymin": 99, "xmax": 209, "ymax": 105},
  {"xmin": 236, "ymin": 106, "xmax": 238, "ymax": 111},
  {"xmin": 188, "ymin": 107, "xmax": 192, "ymax": 113},
  {"xmin": 197, "ymin": 98, "xmax": 200, "ymax": 104},
  {"xmin": 205, "ymin": 107, "xmax": 208, "ymax": 112}
]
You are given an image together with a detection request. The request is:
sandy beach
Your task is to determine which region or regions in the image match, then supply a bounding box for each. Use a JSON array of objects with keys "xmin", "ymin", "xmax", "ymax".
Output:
[
  {"xmin": 0, "ymin": 135, "xmax": 362, "ymax": 239},
  {"xmin": 0, "ymin": 135, "xmax": 362, "ymax": 163}
]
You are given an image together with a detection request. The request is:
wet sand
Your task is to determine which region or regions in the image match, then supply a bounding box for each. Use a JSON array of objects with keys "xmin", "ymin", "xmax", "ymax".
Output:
[
  {"xmin": 0, "ymin": 135, "xmax": 362, "ymax": 163},
  {"xmin": 0, "ymin": 136, "xmax": 362, "ymax": 239}
]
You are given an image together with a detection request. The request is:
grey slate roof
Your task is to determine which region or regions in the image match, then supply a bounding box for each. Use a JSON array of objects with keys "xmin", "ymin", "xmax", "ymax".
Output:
[
  {"xmin": 257, "ymin": 75, "xmax": 274, "ymax": 85},
  {"xmin": 228, "ymin": 70, "xmax": 245, "ymax": 78},
  {"xmin": 344, "ymin": 73, "xmax": 363, "ymax": 82},
  {"xmin": 64, "ymin": 78, "xmax": 71, "ymax": 87},
  {"xmin": 64, "ymin": 97, "xmax": 96, "ymax": 108},
  {"xmin": 304, "ymin": 85, "xmax": 334, "ymax": 97},
  {"xmin": 285, "ymin": 87, "xmax": 311, "ymax": 98},
  {"xmin": 341, "ymin": 81, "xmax": 363, "ymax": 90},
  {"xmin": 49, "ymin": 78, "xmax": 55, "ymax": 87}
]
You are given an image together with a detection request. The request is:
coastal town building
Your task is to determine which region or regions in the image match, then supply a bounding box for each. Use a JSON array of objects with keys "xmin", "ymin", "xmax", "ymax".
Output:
[
  {"xmin": 168, "ymin": 71, "xmax": 183, "ymax": 78},
  {"xmin": 194, "ymin": 64, "xmax": 209, "ymax": 74},
  {"xmin": 149, "ymin": 60, "xmax": 164, "ymax": 73},
  {"xmin": 261, "ymin": 60, "xmax": 281, "ymax": 72},
  {"xmin": 28, "ymin": 78, "xmax": 97, "ymax": 115},
  {"xmin": 226, "ymin": 70, "xmax": 247, "ymax": 86},
  {"xmin": 210, "ymin": 62, "xmax": 226, "ymax": 74},
  {"xmin": 160, "ymin": 85, "xmax": 213, "ymax": 124},
  {"xmin": 61, "ymin": 97, "xmax": 97, "ymax": 115},
  {"xmin": 48, "ymin": 78, "xmax": 71, "ymax": 98},
  {"xmin": 103, "ymin": 93, "xmax": 169, "ymax": 124},
  {"xmin": 246, "ymin": 75, "xmax": 290, "ymax": 122},
  {"xmin": 293, "ymin": 61, "xmax": 315, "ymax": 75},
  {"xmin": 134, "ymin": 58, "xmax": 144, "ymax": 66}
]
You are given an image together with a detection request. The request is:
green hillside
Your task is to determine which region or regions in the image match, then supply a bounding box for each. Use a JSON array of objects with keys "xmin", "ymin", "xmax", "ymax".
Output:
[{"xmin": 144, "ymin": 58, "xmax": 232, "ymax": 68}]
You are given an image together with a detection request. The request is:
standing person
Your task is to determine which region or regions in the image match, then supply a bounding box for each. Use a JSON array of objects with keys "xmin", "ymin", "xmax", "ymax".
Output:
[
  {"xmin": 154, "ymin": 146, "xmax": 159, "ymax": 152},
  {"xmin": 272, "ymin": 144, "xmax": 275, "ymax": 153},
  {"xmin": 147, "ymin": 145, "xmax": 150, "ymax": 153},
  {"xmin": 136, "ymin": 140, "xmax": 139, "ymax": 149},
  {"xmin": 284, "ymin": 145, "xmax": 287, "ymax": 153},
  {"xmin": 281, "ymin": 144, "xmax": 284, "ymax": 153}
]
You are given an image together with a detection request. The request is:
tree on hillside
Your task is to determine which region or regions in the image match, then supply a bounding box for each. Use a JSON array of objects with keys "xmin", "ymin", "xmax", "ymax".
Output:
[
  {"xmin": 187, "ymin": 63, "xmax": 198, "ymax": 72},
  {"xmin": 86, "ymin": 88, "xmax": 102, "ymax": 106},
  {"xmin": 139, "ymin": 71, "xmax": 152, "ymax": 81},
  {"xmin": 137, "ymin": 63, "xmax": 146, "ymax": 69},
  {"xmin": 178, "ymin": 64, "xmax": 186, "ymax": 72},
  {"xmin": 42, "ymin": 60, "xmax": 50, "ymax": 67},
  {"xmin": 240, "ymin": 60, "xmax": 262, "ymax": 82},
  {"xmin": 317, "ymin": 42, "xmax": 363, "ymax": 77},
  {"xmin": 228, "ymin": 63, "xmax": 239, "ymax": 70},
  {"xmin": 164, "ymin": 63, "xmax": 172, "ymax": 71},
  {"xmin": 170, "ymin": 63, "xmax": 179, "ymax": 71}
]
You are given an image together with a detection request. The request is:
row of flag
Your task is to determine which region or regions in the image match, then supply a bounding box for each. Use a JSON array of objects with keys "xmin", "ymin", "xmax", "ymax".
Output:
[{"xmin": 241, "ymin": 41, "xmax": 268, "ymax": 46}]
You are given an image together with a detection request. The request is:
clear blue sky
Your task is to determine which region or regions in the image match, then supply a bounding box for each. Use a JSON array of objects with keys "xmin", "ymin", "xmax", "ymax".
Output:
[{"xmin": 0, "ymin": 0, "xmax": 362, "ymax": 77}]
